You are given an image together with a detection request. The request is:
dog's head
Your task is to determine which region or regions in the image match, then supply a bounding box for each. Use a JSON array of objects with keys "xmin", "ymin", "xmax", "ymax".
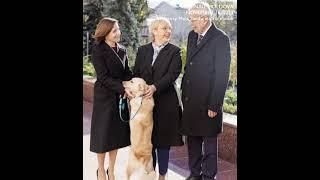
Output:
[{"xmin": 123, "ymin": 77, "xmax": 148, "ymax": 97}]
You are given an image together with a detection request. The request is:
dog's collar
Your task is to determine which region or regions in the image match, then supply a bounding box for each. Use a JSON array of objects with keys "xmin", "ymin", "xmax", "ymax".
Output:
[{"xmin": 133, "ymin": 94, "xmax": 144, "ymax": 98}]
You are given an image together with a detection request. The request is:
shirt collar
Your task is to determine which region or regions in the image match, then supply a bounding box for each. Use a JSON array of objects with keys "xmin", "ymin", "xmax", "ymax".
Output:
[
  {"xmin": 152, "ymin": 41, "xmax": 169, "ymax": 51},
  {"xmin": 199, "ymin": 22, "xmax": 212, "ymax": 37}
]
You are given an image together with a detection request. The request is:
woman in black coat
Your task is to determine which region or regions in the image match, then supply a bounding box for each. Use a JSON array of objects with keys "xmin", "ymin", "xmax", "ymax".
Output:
[
  {"xmin": 133, "ymin": 17, "xmax": 183, "ymax": 180},
  {"xmin": 90, "ymin": 17, "xmax": 133, "ymax": 180}
]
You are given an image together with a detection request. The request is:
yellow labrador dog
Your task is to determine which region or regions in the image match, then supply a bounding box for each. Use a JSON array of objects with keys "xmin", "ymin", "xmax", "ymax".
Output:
[{"xmin": 123, "ymin": 78, "xmax": 156, "ymax": 180}]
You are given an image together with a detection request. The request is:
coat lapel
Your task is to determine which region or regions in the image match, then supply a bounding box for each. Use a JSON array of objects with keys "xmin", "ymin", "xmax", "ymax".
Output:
[
  {"xmin": 144, "ymin": 43, "xmax": 154, "ymax": 75},
  {"xmin": 189, "ymin": 23, "xmax": 217, "ymax": 60},
  {"xmin": 152, "ymin": 43, "xmax": 170, "ymax": 70},
  {"xmin": 187, "ymin": 32, "xmax": 198, "ymax": 63},
  {"xmin": 101, "ymin": 42, "xmax": 126, "ymax": 70},
  {"xmin": 117, "ymin": 47, "xmax": 127, "ymax": 68}
]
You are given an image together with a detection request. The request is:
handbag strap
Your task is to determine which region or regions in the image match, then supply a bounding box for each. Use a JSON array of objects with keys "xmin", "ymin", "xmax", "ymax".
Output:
[
  {"xmin": 119, "ymin": 97, "xmax": 129, "ymax": 122},
  {"xmin": 119, "ymin": 96, "xmax": 143, "ymax": 122},
  {"xmin": 110, "ymin": 44, "xmax": 126, "ymax": 68}
]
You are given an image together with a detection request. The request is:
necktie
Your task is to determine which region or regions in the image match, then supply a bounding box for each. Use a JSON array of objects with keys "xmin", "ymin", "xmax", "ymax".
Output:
[{"xmin": 197, "ymin": 35, "xmax": 204, "ymax": 45}]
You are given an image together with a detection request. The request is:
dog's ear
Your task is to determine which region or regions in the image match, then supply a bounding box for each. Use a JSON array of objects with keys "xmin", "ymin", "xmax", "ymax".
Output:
[
  {"xmin": 138, "ymin": 84, "xmax": 144, "ymax": 91},
  {"xmin": 144, "ymin": 84, "xmax": 148, "ymax": 92},
  {"xmin": 138, "ymin": 84, "xmax": 149, "ymax": 93}
]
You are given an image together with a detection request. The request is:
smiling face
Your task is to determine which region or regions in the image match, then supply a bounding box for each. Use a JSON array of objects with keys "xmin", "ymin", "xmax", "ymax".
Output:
[
  {"xmin": 149, "ymin": 17, "xmax": 173, "ymax": 44},
  {"xmin": 188, "ymin": 12, "xmax": 209, "ymax": 34},
  {"xmin": 105, "ymin": 22, "xmax": 121, "ymax": 43},
  {"xmin": 152, "ymin": 21, "xmax": 172, "ymax": 44},
  {"xmin": 187, "ymin": 2, "xmax": 212, "ymax": 34}
]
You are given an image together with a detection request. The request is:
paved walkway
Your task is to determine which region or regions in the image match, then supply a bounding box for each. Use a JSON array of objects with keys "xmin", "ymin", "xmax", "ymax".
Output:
[{"xmin": 83, "ymin": 101, "xmax": 236, "ymax": 180}]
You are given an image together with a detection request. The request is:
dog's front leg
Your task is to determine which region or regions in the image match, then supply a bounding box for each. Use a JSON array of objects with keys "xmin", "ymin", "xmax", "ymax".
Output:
[{"xmin": 145, "ymin": 156, "xmax": 154, "ymax": 173}]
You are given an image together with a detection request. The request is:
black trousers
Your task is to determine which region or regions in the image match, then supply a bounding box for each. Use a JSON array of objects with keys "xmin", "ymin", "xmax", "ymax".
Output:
[
  {"xmin": 152, "ymin": 146, "xmax": 170, "ymax": 175},
  {"xmin": 187, "ymin": 136, "xmax": 217, "ymax": 180}
]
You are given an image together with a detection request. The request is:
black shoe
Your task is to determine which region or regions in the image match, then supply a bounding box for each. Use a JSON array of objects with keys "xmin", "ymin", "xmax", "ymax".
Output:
[{"xmin": 186, "ymin": 175, "xmax": 202, "ymax": 180}]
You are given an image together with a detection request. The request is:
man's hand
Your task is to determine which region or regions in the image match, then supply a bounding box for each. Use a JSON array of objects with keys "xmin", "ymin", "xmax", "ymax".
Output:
[
  {"xmin": 144, "ymin": 85, "xmax": 156, "ymax": 99},
  {"xmin": 208, "ymin": 110, "xmax": 217, "ymax": 118}
]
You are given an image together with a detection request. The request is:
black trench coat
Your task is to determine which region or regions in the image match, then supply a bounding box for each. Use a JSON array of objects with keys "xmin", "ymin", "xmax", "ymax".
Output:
[
  {"xmin": 133, "ymin": 43, "xmax": 184, "ymax": 147},
  {"xmin": 90, "ymin": 42, "xmax": 132, "ymax": 153}
]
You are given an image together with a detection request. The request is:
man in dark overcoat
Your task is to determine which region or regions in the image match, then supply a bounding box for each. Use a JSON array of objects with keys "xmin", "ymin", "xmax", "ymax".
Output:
[{"xmin": 181, "ymin": 2, "xmax": 232, "ymax": 180}]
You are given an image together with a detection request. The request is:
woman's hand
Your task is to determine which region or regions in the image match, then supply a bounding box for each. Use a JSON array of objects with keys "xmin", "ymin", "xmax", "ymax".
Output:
[
  {"xmin": 144, "ymin": 85, "xmax": 156, "ymax": 99},
  {"xmin": 124, "ymin": 88, "xmax": 134, "ymax": 99}
]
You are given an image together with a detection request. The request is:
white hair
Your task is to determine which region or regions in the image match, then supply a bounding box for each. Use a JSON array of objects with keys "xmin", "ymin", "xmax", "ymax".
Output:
[
  {"xmin": 148, "ymin": 16, "xmax": 172, "ymax": 41},
  {"xmin": 188, "ymin": 2, "xmax": 213, "ymax": 19}
]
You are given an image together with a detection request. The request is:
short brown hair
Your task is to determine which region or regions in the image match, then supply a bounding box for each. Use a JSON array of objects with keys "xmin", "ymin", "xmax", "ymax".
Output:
[{"xmin": 94, "ymin": 17, "xmax": 118, "ymax": 43}]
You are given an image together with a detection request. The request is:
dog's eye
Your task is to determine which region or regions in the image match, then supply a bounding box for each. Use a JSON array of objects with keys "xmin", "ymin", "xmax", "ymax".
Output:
[{"xmin": 130, "ymin": 80, "xmax": 133, "ymax": 83}]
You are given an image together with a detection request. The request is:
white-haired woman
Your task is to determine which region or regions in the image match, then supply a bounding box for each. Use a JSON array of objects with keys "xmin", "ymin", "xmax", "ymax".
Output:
[{"xmin": 133, "ymin": 17, "xmax": 184, "ymax": 180}]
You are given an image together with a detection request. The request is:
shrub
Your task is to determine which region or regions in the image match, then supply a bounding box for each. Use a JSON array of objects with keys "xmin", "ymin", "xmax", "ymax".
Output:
[
  {"xmin": 223, "ymin": 103, "xmax": 237, "ymax": 114},
  {"xmin": 181, "ymin": 46, "xmax": 187, "ymax": 73},
  {"xmin": 224, "ymin": 89, "xmax": 237, "ymax": 105},
  {"xmin": 83, "ymin": 55, "xmax": 96, "ymax": 77},
  {"xmin": 223, "ymin": 89, "xmax": 237, "ymax": 114}
]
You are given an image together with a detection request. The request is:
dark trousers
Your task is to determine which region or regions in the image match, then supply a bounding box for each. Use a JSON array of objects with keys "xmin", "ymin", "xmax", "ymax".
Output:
[
  {"xmin": 152, "ymin": 146, "xmax": 170, "ymax": 175},
  {"xmin": 187, "ymin": 136, "xmax": 217, "ymax": 180}
]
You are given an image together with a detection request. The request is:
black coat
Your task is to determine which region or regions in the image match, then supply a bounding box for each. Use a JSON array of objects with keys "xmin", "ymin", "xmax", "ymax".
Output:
[
  {"xmin": 90, "ymin": 42, "xmax": 132, "ymax": 153},
  {"xmin": 181, "ymin": 23, "xmax": 231, "ymax": 137},
  {"xmin": 133, "ymin": 43, "xmax": 184, "ymax": 147}
]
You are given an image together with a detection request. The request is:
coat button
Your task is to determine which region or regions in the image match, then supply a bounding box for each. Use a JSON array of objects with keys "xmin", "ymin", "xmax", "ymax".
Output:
[
  {"xmin": 186, "ymin": 79, "xmax": 190, "ymax": 84},
  {"xmin": 185, "ymin": 97, "xmax": 189, "ymax": 101},
  {"xmin": 190, "ymin": 62, "xmax": 193, "ymax": 65}
]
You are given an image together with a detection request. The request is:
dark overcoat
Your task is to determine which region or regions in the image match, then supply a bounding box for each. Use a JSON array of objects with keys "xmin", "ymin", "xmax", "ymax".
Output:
[
  {"xmin": 181, "ymin": 24, "xmax": 231, "ymax": 137},
  {"xmin": 133, "ymin": 43, "xmax": 184, "ymax": 147},
  {"xmin": 90, "ymin": 42, "xmax": 132, "ymax": 153}
]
